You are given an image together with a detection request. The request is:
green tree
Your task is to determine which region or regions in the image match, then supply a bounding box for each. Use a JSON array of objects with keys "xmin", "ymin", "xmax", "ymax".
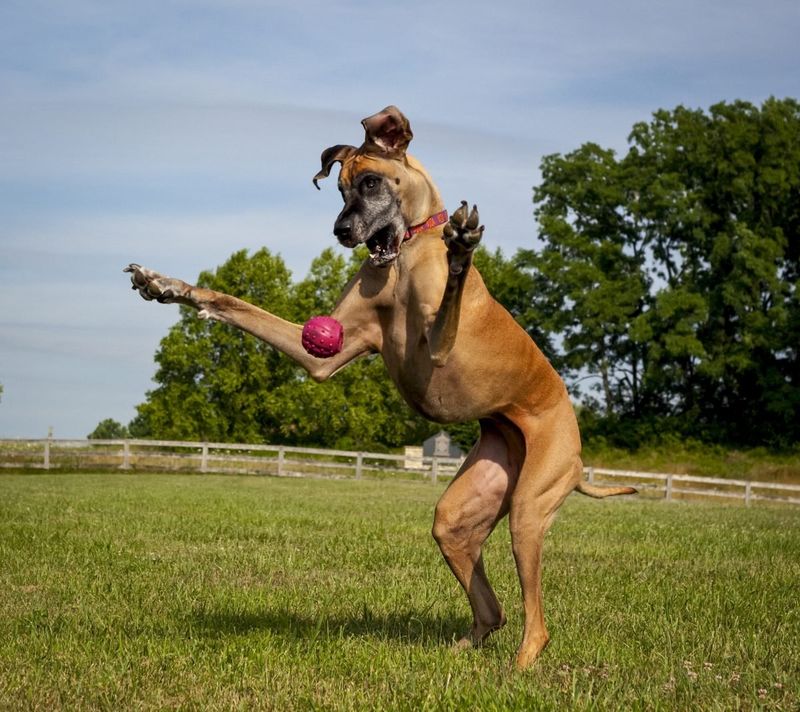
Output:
[
  {"xmin": 88, "ymin": 418, "xmax": 129, "ymax": 439},
  {"xmin": 531, "ymin": 98, "xmax": 800, "ymax": 446},
  {"xmin": 528, "ymin": 143, "xmax": 650, "ymax": 417}
]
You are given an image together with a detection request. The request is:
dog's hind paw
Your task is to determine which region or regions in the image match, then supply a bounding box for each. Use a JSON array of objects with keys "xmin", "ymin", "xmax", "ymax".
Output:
[{"xmin": 443, "ymin": 201, "xmax": 484, "ymax": 274}]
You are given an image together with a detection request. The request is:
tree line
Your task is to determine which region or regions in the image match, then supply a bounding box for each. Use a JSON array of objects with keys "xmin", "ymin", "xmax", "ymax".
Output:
[{"xmin": 92, "ymin": 98, "xmax": 800, "ymax": 450}]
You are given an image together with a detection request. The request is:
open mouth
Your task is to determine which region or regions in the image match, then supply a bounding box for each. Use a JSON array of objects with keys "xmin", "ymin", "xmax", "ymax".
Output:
[{"xmin": 365, "ymin": 224, "xmax": 401, "ymax": 267}]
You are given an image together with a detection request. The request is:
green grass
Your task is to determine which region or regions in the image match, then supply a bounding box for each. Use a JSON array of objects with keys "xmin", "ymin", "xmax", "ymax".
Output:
[{"xmin": 1, "ymin": 473, "xmax": 798, "ymax": 710}]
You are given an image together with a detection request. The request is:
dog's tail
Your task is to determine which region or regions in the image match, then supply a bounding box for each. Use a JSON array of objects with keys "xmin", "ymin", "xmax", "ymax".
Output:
[{"xmin": 575, "ymin": 481, "xmax": 637, "ymax": 499}]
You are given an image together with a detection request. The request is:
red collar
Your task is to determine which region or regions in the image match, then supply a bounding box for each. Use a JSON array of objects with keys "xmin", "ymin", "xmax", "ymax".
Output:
[{"xmin": 404, "ymin": 210, "xmax": 448, "ymax": 240}]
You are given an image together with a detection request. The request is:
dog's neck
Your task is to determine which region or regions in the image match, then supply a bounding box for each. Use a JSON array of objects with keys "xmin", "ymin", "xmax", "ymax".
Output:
[
  {"xmin": 401, "ymin": 154, "xmax": 446, "ymax": 226},
  {"xmin": 404, "ymin": 210, "xmax": 449, "ymax": 240}
]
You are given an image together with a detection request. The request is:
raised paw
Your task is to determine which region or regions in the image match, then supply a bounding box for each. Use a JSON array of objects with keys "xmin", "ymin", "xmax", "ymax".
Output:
[
  {"xmin": 123, "ymin": 264, "xmax": 190, "ymax": 305},
  {"xmin": 442, "ymin": 201, "xmax": 484, "ymax": 273}
]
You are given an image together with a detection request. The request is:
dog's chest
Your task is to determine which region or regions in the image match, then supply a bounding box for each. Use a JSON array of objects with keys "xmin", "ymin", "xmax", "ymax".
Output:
[
  {"xmin": 398, "ymin": 367, "xmax": 480, "ymax": 423},
  {"xmin": 381, "ymin": 331, "xmax": 477, "ymax": 423},
  {"xmin": 376, "ymin": 253, "xmax": 488, "ymax": 422}
]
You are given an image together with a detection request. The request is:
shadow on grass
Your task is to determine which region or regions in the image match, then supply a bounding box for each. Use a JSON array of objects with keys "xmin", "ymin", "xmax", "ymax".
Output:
[{"xmin": 190, "ymin": 606, "xmax": 469, "ymax": 647}]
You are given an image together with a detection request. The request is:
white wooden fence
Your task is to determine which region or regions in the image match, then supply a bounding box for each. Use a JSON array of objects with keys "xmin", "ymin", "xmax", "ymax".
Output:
[
  {"xmin": 2, "ymin": 438, "xmax": 799, "ymax": 507},
  {"xmin": 0, "ymin": 438, "xmax": 463, "ymax": 484},
  {"xmin": 584, "ymin": 466, "xmax": 800, "ymax": 507}
]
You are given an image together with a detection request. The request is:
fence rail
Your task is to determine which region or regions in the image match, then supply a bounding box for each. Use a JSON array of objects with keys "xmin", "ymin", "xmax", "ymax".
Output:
[
  {"xmin": 585, "ymin": 466, "xmax": 800, "ymax": 507},
  {"xmin": 2, "ymin": 438, "xmax": 799, "ymax": 507},
  {"xmin": 0, "ymin": 438, "xmax": 464, "ymax": 484}
]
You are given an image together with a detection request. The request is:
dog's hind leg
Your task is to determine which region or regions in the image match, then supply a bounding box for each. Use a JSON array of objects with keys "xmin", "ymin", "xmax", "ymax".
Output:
[
  {"xmin": 432, "ymin": 419, "xmax": 522, "ymax": 648},
  {"xmin": 507, "ymin": 405, "xmax": 582, "ymax": 669}
]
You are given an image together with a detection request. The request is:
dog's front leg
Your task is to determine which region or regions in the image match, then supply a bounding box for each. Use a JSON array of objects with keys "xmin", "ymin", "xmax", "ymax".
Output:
[
  {"xmin": 428, "ymin": 202, "xmax": 484, "ymax": 367},
  {"xmin": 124, "ymin": 264, "xmax": 375, "ymax": 381}
]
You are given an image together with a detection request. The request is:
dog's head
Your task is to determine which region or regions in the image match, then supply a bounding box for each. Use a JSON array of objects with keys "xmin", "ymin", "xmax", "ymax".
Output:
[{"xmin": 313, "ymin": 106, "xmax": 443, "ymax": 267}]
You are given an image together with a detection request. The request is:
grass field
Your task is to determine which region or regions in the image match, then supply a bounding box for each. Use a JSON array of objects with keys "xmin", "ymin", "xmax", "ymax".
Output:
[{"xmin": 1, "ymin": 473, "xmax": 798, "ymax": 711}]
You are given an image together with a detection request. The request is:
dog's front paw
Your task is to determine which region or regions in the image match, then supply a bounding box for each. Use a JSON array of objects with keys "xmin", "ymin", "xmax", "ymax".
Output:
[
  {"xmin": 124, "ymin": 264, "xmax": 190, "ymax": 304},
  {"xmin": 443, "ymin": 201, "xmax": 484, "ymax": 274}
]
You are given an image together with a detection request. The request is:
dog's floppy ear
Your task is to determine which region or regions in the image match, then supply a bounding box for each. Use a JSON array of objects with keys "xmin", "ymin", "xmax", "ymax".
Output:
[
  {"xmin": 313, "ymin": 144, "xmax": 357, "ymax": 189},
  {"xmin": 361, "ymin": 106, "xmax": 413, "ymax": 158}
]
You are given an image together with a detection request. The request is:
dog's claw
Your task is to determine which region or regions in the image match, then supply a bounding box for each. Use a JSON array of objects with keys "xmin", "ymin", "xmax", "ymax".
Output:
[
  {"xmin": 451, "ymin": 200, "xmax": 469, "ymax": 226},
  {"xmin": 466, "ymin": 205, "xmax": 480, "ymax": 231}
]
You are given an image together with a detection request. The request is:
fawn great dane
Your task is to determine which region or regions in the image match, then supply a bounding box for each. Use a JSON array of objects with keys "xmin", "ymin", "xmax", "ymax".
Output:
[{"xmin": 125, "ymin": 106, "xmax": 635, "ymax": 669}]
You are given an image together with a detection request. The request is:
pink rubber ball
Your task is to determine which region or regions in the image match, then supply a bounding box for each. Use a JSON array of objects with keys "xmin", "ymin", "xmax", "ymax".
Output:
[{"xmin": 301, "ymin": 316, "xmax": 344, "ymax": 358}]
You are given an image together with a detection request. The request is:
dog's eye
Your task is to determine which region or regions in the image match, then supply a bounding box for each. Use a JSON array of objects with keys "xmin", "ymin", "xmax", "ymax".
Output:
[{"xmin": 362, "ymin": 176, "xmax": 379, "ymax": 191}]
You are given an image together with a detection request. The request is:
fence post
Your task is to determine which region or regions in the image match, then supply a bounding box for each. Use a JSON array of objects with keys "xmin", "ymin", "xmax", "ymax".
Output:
[
  {"xmin": 745, "ymin": 481, "xmax": 752, "ymax": 507},
  {"xmin": 43, "ymin": 437, "xmax": 51, "ymax": 470},
  {"xmin": 121, "ymin": 440, "xmax": 131, "ymax": 470},
  {"xmin": 355, "ymin": 452, "xmax": 363, "ymax": 480},
  {"xmin": 431, "ymin": 457, "xmax": 439, "ymax": 484},
  {"xmin": 277, "ymin": 447, "xmax": 285, "ymax": 476},
  {"xmin": 587, "ymin": 466, "xmax": 595, "ymax": 484},
  {"xmin": 665, "ymin": 474, "xmax": 673, "ymax": 502},
  {"xmin": 200, "ymin": 442, "xmax": 209, "ymax": 473}
]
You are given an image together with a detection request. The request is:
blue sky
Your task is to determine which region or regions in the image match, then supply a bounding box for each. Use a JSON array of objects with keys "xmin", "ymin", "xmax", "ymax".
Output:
[{"xmin": 1, "ymin": 0, "xmax": 798, "ymax": 438}]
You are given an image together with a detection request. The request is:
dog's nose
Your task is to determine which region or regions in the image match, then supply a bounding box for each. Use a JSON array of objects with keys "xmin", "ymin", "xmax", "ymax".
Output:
[{"xmin": 333, "ymin": 223, "xmax": 352, "ymax": 242}]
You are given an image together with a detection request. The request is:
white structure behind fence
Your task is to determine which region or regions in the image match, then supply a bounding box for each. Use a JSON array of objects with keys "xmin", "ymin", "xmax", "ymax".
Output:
[{"xmin": 2, "ymin": 438, "xmax": 799, "ymax": 508}]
